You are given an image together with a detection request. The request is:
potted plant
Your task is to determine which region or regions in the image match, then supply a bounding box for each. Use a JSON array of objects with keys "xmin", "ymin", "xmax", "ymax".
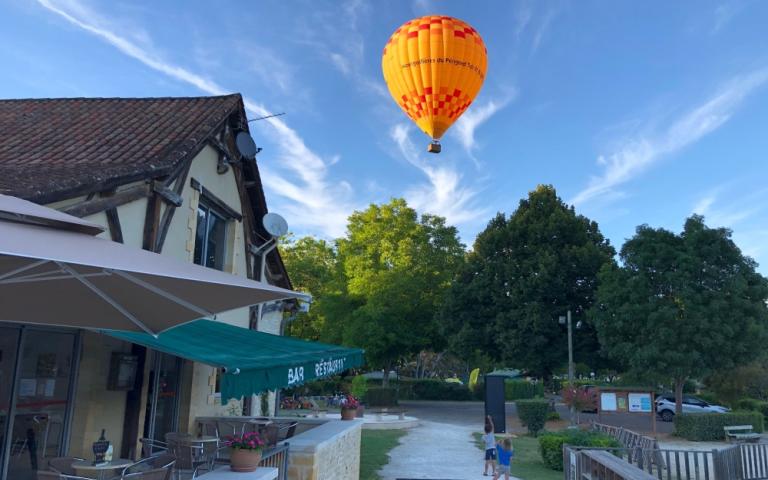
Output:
[
  {"xmin": 224, "ymin": 431, "xmax": 265, "ymax": 472},
  {"xmin": 350, "ymin": 375, "xmax": 369, "ymax": 417},
  {"xmin": 340, "ymin": 394, "xmax": 360, "ymax": 420}
]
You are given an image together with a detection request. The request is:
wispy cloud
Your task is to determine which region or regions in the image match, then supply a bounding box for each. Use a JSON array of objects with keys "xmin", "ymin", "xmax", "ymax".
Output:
[
  {"xmin": 692, "ymin": 185, "xmax": 768, "ymax": 227},
  {"xmin": 712, "ymin": 2, "xmax": 743, "ymax": 34},
  {"xmin": 572, "ymin": 68, "xmax": 768, "ymax": 206},
  {"xmin": 37, "ymin": 0, "xmax": 355, "ymax": 237},
  {"xmin": 531, "ymin": 6, "xmax": 561, "ymax": 53},
  {"xmin": 451, "ymin": 92, "xmax": 516, "ymax": 161},
  {"xmin": 513, "ymin": 4, "xmax": 533, "ymax": 40},
  {"xmin": 391, "ymin": 124, "xmax": 487, "ymax": 226},
  {"xmin": 300, "ymin": 0, "xmax": 390, "ymax": 101},
  {"xmin": 412, "ymin": 0, "xmax": 436, "ymax": 15}
]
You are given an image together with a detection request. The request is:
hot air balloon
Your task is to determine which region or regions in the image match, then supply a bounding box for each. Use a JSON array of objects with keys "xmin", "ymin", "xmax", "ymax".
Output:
[{"xmin": 382, "ymin": 15, "xmax": 488, "ymax": 153}]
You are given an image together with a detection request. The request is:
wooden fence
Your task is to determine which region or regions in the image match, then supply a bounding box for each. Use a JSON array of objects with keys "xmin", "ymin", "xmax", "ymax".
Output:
[{"xmin": 565, "ymin": 446, "xmax": 717, "ymax": 480}]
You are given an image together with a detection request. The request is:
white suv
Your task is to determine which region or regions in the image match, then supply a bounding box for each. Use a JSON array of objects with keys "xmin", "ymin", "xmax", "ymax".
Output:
[{"xmin": 655, "ymin": 395, "xmax": 730, "ymax": 422}]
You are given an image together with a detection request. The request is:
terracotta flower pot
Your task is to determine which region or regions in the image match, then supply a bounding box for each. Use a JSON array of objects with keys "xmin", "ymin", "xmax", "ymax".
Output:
[
  {"xmin": 341, "ymin": 407, "xmax": 357, "ymax": 420},
  {"xmin": 230, "ymin": 448, "xmax": 262, "ymax": 472}
]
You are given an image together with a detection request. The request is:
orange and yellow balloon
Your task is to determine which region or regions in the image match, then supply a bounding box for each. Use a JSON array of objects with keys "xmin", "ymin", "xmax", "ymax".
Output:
[{"xmin": 382, "ymin": 15, "xmax": 488, "ymax": 153}]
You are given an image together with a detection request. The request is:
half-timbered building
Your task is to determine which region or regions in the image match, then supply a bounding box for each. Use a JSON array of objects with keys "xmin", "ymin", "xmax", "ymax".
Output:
[{"xmin": 0, "ymin": 95, "xmax": 296, "ymax": 477}]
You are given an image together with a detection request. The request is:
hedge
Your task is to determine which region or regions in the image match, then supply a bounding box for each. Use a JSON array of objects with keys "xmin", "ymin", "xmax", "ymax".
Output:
[
  {"xmin": 505, "ymin": 379, "xmax": 544, "ymax": 400},
  {"xmin": 516, "ymin": 399, "xmax": 550, "ymax": 436},
  {"xmin": 735, "ymin": 398, "xmax": 768, "ymax": 417},
  {"xmin": 397, "ymin": 379, "xmax": 473, "ymax": 401},
  {"xmin": 674, "ymin": 411, "xmax": 764, "ymax": 441},
  {"xmin": 538, "ymin": 430, "xmax": 621, "ymax": 471},
  {"xmin": 366, "ymin": 386, "xmax": 398, "ymax": 407}
]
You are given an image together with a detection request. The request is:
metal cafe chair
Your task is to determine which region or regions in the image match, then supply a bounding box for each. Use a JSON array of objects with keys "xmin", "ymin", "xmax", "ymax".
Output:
[
  {"xmin": 36, "ymin": 471, "xmax": 93, "ymax": 480},
  {"xmin": 47, "ymin": 456, "xmax": 86, "ymax": 476},
  {"xmin": 139, "ymin": 438, "xmax": 169, "ymax": 458},
  {"xmin": 165, "ymin": 432, "xmax": 214, "ymax": 479},
  {"xmin": 119, "ymin": 454, "xmax": 176, "ymax": 480}
]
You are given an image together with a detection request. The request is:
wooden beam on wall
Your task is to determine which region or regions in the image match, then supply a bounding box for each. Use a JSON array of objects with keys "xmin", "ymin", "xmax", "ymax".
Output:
[
  {"xmin": 142, "ymin": 194, "xmax": 162, "ymax": 252},
  {"xmin": 59, "ymin": 184, "xmax": 151, "ymax": 218},
  {"xmin": 105, "ymin": 208, "xmax": 123, "ymax": 243},
  {"xmin": 152, "ymin": 180, "xmax": 183, "ymax": 207},
  {"xmin": 155, "ymin": 160, "xmax": 193, "ymax": 253}
]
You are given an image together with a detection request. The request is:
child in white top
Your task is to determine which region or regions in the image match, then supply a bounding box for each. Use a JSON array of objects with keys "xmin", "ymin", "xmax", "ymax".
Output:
[{"xmin": 482, "ymin": 415, "xmax": 496, "ymax": 476}]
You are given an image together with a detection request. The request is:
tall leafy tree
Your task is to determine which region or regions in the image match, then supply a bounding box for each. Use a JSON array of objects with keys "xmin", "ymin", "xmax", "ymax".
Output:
[
  {"xmin": 280, "ymin": 236, "xmax": 338, "ymax": 341},
  {"xmin": 591, "ymin": 216, "xmax": 768, "ymax": 414},
  {"xmin": 439, "ymin": 185, "xmax": 615, "ymax": 377},
  {"xmin": 337, "ymin": 198, "xmax": 464, "ymax": 385}
]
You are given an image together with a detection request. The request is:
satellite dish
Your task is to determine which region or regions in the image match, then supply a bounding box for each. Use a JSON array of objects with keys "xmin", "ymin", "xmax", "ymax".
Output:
[
  {"xmin": 263, "ymin": 212, "xmax": 288, "ymax": 238},
  {"xmin": 235, "ymin": 131, "xmax": 258, "ymax": 159}
]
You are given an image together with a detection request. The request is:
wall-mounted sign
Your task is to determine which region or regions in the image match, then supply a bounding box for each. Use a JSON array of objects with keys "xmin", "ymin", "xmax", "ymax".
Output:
[
  {"xmin": 628, "ymin": 393, "xmax": 652, "ymax": 413},
  {"xmin": 107, "ymin": 353, "xmax": 139, "ymax": 391},
  {"xmin": 600, "ymin": 392, "xmax": 617, "ymax": 411}
]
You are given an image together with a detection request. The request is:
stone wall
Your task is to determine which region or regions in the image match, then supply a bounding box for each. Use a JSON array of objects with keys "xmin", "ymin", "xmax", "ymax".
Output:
[{"xmin": 287, "ymin": 420, "xmax": 362, "ymax": 480}]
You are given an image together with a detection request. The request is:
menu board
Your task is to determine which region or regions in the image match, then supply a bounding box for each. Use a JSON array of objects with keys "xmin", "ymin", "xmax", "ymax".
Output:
[
  {"xmin": 600, "ymin": 392, "xmax": 617, "ymax": 411},
  {"xmin": 628, "ymin": 393, "xmax": 653, "ymax": 412}
]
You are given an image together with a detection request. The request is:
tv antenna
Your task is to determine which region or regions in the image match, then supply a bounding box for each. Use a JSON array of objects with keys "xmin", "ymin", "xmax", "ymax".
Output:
[{"xmin": 248, "ymin": 112, "xmax": 286, "ymax": 123}]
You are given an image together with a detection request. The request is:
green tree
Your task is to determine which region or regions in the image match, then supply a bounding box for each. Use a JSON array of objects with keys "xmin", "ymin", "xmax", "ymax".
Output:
[
  {"xmin": 337, "ymin": 198, "xmax": 464, "ymax": 385},
  {"xmin": 439, "ymin": 185, "xmax": 615, "ymax": 378},
  {"xmin": 591, "ymin": 216, "xmax": 768, "ymax": 415},
  {"xmin": 281, "ymin": 236, "xmax": 340, "ymax": 341}
]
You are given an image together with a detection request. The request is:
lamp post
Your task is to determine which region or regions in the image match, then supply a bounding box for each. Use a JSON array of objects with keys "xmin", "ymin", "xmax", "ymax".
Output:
[{"xmin": 559, "ymin": 310, "xmax": 581, "ymax": 427}]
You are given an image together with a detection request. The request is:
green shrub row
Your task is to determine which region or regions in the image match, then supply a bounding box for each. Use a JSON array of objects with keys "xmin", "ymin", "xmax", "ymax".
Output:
[
  {"xmin": 674, "ymin": 411, "xmax": 764, "ymax": 441},
  {"xmin": 538, "ymin": 430, "xmax": 621, "ymax": 471},
  {"xmin": 516, "ymin": 399, "xmax": 550, "ymax": 436},
  {"xmin": 398, "ymin": 378, "xmax": 474, "ymax": 401},
  {"xmin": 505, "ymin": 379, "xmax": 544, "ymax": 400},
  {"xmin": 366, "ymin": 386, "xmax": 398, "ymax": 406},
  {"xmin": 735, "ymin": 398, "xmax": 768, "ymax": 415}
]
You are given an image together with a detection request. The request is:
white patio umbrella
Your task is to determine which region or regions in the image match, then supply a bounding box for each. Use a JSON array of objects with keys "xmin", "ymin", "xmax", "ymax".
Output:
[{"xmin": 0, "ymin": 194, "xmax": 307, "ymax": 335}]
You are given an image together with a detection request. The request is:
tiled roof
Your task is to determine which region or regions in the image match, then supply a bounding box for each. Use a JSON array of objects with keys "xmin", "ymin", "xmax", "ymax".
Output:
[{"xmin": 0, "ymin": 95, "xmax": 243, "ymax": 202}]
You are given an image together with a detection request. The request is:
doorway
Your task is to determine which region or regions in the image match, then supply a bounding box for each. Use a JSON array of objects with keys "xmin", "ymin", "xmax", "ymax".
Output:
[
  {"xmin": 0, "ymin": 326, "xmax": 79, "ymax": 480},
  {"xmin": 142, "ymin": 352, "xmax": 183, "ymax": 453}
]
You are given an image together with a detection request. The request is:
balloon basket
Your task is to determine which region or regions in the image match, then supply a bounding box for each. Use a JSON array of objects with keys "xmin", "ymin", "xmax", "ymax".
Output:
[{"xmin": 427, "ymin": 141, "xmax": 441, "ymax": 154}]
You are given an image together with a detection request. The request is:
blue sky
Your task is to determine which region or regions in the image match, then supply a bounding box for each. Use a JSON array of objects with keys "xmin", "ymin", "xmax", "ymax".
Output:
[{"xmin": 2, "ymin": 0, "xmax": 768, "ymax": 272}]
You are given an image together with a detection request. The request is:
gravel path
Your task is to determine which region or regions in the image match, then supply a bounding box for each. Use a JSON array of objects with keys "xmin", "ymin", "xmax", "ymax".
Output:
[{"xmin": 377, "ymin": 420, "xmax": 521, "ymax": 480}]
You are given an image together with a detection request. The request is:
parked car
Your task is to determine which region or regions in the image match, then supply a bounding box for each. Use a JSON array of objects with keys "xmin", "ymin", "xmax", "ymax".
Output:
[{"xmin": 655, "ymin": 395, "xmax": 730, "ymax": 422}]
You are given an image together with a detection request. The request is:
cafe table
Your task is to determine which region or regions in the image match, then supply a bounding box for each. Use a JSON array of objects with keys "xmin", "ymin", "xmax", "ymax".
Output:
[
  {"xmin": 196, "ymin": 466, "xmax": 278, "ymax": 479},
  {"xmin": 71, "ymin": 458, "xmax": 134, "ymax": 480}
]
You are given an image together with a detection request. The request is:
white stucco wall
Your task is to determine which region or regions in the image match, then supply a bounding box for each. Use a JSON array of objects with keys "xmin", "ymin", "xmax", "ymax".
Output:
[{"xmin": 58, "ymin": 144, "xmax": 285, "ymax": 451}]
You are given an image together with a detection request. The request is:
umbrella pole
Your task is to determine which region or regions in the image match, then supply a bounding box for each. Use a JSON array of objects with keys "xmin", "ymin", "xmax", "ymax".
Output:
[
  {"xmin": 110, "ymin": 270, "xmax": 213, "ymax": 318},
  {"xmin": 57, "ymin": 262, "xmax": 158, "ymax": 337}
]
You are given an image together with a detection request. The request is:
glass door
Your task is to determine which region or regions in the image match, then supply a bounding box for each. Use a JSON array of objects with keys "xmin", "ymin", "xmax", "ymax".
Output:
[
  {"xmin": 0, "ymin": 327, "xmax": 21, "ymax": 478},
  {"xmin": 5, "ymin": 329, "xmax": 77, "ymax": 480},
  {"xmin": 143, "ymin": 352, "xmax": 182, "ymax": 450}
]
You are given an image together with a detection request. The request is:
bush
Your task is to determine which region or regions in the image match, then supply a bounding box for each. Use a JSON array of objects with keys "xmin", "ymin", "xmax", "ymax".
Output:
[
  {"xmin": 696, "ymin": 391, "xmax": 722, "ymax": 405},
  {"xmin": 736, "ymin": 398, "xmax": 762, "ymax": 411},
  {"xmin": 516, "ymin": 399, "xmax": 550, "ymax": 436},
  {"xmin": 538, "ymin": 430, "xmax": 620, "ymax": 471},
  {"xmin": 351, "ymin": 375, "xmax": 368, "ymax": 400},
  {"xmin": 546, "ymin": 411, "xmax": 561, "ymax": 421},
  {"xmin": 674, "ymin": 411, "xmax": 764, "ymax": 441},
  {"xmin": 505, "ymin": 379, "xmax": 545, "ymax": 400},
  {"xmin": 415, "ymin": 379, "xmax": 472, "ymax": 400},
  {"xmin": 396, "ymin": 379, "xmax": 473, "ymax": 401},
  {"xmin": 366, "ymin": 386, "xmax": 398, "ymax": 407}
]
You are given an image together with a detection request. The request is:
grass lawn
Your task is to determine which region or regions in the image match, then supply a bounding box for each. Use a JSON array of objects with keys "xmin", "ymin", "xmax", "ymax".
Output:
[
  {"xmin": 473, "ymin": 432, "xmax": 560, "ymax": 480},
  {"xmin": 360, "ymin": 429, "xmax": 407, "ymax": 480}
]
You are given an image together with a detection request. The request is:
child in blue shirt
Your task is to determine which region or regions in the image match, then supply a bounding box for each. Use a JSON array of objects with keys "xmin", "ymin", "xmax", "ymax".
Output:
[{"xmin": 493, "ymin": 437, "xmax": 514, "ymax": 480}]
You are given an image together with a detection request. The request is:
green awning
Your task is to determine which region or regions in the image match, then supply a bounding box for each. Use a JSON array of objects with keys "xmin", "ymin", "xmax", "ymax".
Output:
[{"xmin": 104, "ymin": 319, "xmax": 364, "ymax": 400}]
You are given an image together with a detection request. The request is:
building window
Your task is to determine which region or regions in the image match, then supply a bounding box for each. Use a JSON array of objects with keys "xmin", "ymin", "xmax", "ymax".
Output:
[{"xmin": 194, "ymin": 201, "xmax": 228, "ymax": 270}]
